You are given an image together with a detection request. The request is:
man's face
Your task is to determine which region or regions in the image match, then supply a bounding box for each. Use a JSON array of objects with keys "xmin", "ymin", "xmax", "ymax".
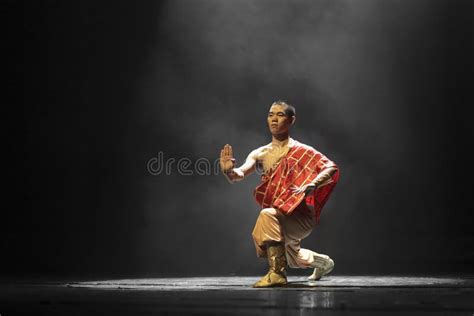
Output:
[{"xmin": 267, "ymin": 104, "xmax": 294, "ymax": 135}]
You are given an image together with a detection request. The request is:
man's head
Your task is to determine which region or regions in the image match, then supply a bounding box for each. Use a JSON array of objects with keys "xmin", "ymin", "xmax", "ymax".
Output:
[{"xmin": 267, "ymin": 100, "xmax": 296, "ymax": 135}]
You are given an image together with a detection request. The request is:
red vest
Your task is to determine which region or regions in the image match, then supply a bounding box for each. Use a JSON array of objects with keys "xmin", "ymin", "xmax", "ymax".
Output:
[{"xmin": 253, "ymin": 140, "xmax": 339, "ymax": 223}]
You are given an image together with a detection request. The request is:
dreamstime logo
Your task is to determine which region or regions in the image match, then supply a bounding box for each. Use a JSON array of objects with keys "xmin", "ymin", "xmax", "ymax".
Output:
[{"xmin": 146, "ymin": 151, "xmax": 268, "ymax": 176}]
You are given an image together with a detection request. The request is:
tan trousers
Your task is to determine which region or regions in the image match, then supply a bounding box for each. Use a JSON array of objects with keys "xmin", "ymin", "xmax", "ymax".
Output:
[{"xmin": 252, "ymin": 203, "xmax": 332, "ymax": 269}]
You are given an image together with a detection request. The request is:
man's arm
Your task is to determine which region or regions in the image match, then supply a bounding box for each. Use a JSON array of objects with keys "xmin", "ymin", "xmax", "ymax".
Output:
[
  {"xmin": 311, "ymin": 167, "xmax": 338, "ymax": 188},
  {"xmin": 291, "ymin": 166, "xmax": 338, "ymax": 195},
  {"xmin": 223, "ymin": 149, "xmax": 258, "ymax": 184},
  {"xmin": 220, "ymin": 144, "xmax": 258, "ymax": 184}
]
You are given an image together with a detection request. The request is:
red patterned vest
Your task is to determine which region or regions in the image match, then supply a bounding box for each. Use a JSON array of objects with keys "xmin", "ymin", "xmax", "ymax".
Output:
[{"xmin": 253, "ymin": 140, "xmax": 339, "ymax": 223}]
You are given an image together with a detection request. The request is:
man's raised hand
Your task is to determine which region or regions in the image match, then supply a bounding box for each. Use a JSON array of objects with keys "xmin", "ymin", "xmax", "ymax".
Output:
[{"xmin": 220, "ymin": 144, "xmax": 236, "ymax": 173}]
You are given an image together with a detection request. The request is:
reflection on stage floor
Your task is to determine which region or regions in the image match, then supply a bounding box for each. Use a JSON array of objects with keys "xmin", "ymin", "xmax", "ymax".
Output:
[{"xmin": 1, "ymin": 275, "xmax": 473, "ymax": 315}]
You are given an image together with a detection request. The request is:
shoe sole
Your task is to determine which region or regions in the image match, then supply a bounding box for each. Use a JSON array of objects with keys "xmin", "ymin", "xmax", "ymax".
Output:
[{"xmin": 253, "ymin": 282, "xmax": 288, "ymax": 288}]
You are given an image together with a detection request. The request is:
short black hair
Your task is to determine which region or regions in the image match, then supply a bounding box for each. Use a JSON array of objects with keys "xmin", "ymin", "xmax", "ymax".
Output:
[{"xmin": 272, "ymin": 100, "xmax": 296, "ymax": 117}]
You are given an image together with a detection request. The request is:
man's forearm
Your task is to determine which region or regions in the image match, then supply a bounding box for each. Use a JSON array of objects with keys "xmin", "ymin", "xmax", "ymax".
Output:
[{"xmin": 312, "ymin": 167, "xmax": 338, "ymax": 188}]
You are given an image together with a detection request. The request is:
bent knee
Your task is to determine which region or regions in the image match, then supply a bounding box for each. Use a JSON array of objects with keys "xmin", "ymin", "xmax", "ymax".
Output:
[{"xmin": 259, "ymin": 208, "xmax": 277, "ymax": 217}]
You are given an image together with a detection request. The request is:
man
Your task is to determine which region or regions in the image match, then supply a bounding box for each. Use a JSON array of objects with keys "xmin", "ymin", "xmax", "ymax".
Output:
[{"xmin": 220, "ymin": 101, "xmax": 339, "ymax": 288}]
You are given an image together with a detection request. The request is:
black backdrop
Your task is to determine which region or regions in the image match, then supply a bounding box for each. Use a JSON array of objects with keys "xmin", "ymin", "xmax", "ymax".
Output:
[{"xmin": 5, "ymin": 0, "xmax": 474, "ymax": 278}]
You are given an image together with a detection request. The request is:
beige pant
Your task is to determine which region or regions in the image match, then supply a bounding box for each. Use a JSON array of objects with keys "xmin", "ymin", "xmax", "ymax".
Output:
[{"xmin": 252, "ymin": 204, "xmax": 332, "ymax": 269}]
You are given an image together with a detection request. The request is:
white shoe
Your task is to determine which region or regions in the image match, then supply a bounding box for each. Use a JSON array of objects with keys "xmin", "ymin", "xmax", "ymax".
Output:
[{"xmin": 308, "ymin": 258, "xmax": 334, "ymax": 281}]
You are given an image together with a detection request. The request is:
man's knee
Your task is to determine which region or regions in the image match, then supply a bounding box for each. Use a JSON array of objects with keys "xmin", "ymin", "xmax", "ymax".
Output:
[
  {"xmin": 259, "ymin": 207, "xmax": 278, "ymax": 218},
  {"xmin": 252, "ymin": 208, "xmax": 280, "ymax": 240}
]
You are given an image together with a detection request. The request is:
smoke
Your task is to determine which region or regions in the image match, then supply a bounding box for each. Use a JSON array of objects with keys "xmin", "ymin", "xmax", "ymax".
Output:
[
  {"xmin": 99, "ymin": 0, "xmax": 473, "ymax": 275},
  {"xmin": 128, "ymin": 0, "xmax": 368, "ymax": 275}
]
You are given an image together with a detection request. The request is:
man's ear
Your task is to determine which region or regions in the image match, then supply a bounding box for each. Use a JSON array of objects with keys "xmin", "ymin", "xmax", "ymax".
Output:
[{"xmin": 291, "ymin": 116, "xmax": 296, "ymax": 125}]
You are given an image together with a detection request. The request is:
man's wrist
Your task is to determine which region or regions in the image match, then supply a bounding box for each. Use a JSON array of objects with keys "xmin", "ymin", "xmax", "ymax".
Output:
[{"xmin": 223, "ymin": 167, "xmax": 235, "ymax": 175}]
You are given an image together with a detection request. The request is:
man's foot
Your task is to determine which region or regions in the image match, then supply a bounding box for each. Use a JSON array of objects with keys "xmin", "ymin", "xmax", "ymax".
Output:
[
  {"xmin": 253, "ymin": 243, "xmax": 288, "ymax": 288},
  {"xmin": 308, "ymin": 257, "xmax": 334, "ymax": 281},
  {"xmin": 253, "ymin": 271, "xmax": 287, "ymax": 288}
]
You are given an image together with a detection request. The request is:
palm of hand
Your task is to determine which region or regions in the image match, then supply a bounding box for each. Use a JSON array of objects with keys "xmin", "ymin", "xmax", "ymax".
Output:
[{"xmin": 220, "ymin": 144, "xmax": 235, "ymax": 172}]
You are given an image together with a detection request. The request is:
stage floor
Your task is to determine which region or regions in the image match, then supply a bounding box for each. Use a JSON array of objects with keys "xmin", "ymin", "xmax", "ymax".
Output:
[{"xmin": 1, "ymin": 276, "xmax": 473, "ymax": 315}]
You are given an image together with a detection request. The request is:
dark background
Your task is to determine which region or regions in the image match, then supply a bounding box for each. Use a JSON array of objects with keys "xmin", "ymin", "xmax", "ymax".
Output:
[{"xmin": 5, "ymin": 0, "xmax": 473, "ymax": 278}]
